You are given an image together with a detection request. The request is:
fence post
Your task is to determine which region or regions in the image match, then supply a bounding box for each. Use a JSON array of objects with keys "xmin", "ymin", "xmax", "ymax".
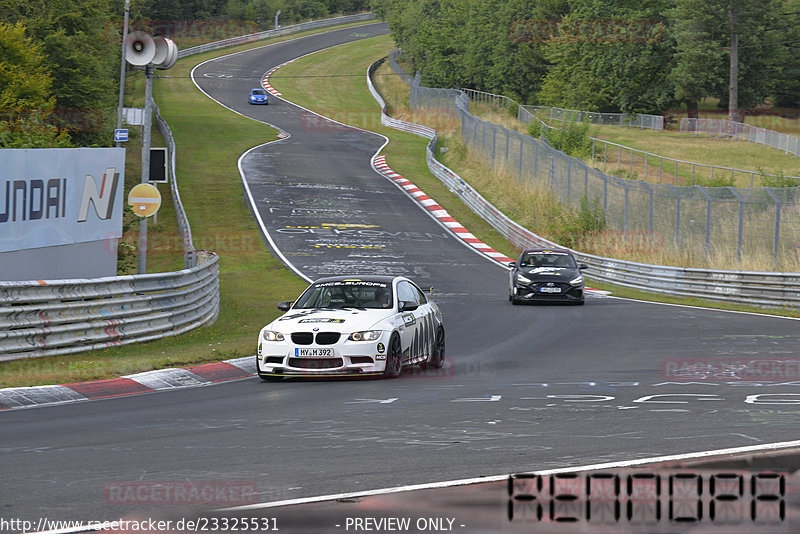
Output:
[
  {"xmin": 728, "ymin": 187, "xmax": 744, "ymax": 261},
  {"xmin": 585, "ymin": 166, "xmax": 589, "ymax": 194},
  {"xmin": 766, "ymin": 189, "xmax": 782, "ymax": 262},
  {"xmin": 567, "ymin": 158, "xmax": 572, "ymax": 201},
  {"xmin": 667, "ymin": 185, "xmax": 681, "ymax": 246},
  {"xmin": 623, "ymin": 184, "xmax": 629, "ymax": 232}
]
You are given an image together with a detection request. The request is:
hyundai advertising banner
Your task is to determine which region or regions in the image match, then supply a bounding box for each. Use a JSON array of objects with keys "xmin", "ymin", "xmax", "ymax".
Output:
[{"xmin": 0, "ymin": 148, "xmax": 125, "ymax": 253}]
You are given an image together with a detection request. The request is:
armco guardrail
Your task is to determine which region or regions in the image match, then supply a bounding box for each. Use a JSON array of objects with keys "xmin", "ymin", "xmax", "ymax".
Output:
[
  {"xmin": 178, "ymin": 13, "xmax": 376, "ymax": 58},
  {"xmin": 0, "ymin": 254, "xmax": 219, "ymax": 362},
  {"xmin": 154, "ymin": 103, "xmax": 195, "ymax": 266},
  {"xmin": 371, "ymin": 55, "xmax": 800, "ymax": 309}
]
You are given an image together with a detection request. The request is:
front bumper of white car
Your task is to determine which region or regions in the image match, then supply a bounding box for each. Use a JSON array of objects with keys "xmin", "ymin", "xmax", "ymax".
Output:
[{"xmin": 257, "ymin": 330, "xmax": 392, "ymax": 377}]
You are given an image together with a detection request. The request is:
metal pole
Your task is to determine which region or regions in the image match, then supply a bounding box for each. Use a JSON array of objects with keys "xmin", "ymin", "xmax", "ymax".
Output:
[
  {"xmin": 138, "ymin": 64, "xmax": 154, "ymax": 275},
  {"xmin": 275, "ymin": 10, "xmax": 281, "ymax": 30},
  {"xmin": 115, "ymin": 0, "xmax": 130, "ymax": 147}
]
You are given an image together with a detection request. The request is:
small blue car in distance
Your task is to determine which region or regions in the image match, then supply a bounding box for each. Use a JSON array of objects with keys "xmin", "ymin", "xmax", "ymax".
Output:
[{"xmin": 248, "ymin": 88, "xmax": 269, "ymax": 105}]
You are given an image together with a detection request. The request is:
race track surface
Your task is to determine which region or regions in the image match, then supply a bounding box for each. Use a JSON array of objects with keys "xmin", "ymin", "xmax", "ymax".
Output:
[{"xmin": 2, "ymin": 23, "xmax": 800, "ymax": 523}]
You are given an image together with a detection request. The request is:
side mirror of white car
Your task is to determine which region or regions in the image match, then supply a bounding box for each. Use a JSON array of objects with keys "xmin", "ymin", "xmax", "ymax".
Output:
[{"xmin": 399, "ymin": 301, "xmax": 419, "ymax": 312}]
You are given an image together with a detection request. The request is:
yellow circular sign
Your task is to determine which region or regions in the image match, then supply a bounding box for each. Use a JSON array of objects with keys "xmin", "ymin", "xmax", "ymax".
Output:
[{"xmin": 128, "ymin": 183, "xmax": 162, "ymax": 217}]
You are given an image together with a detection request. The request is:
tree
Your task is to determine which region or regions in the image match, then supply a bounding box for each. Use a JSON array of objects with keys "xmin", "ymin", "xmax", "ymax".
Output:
[
  {"xmin": 0, "ymin": 22, "xmax": 71, "ymax": 147},
  {"xmin": 669, "ymin": 0, "xmax": 780, "ymax": 119},
  {"xmin": 537, "ymin": 0, "xmax": 676, "ymax": 114},
  {"xmin": 0, "ymin": 22, "xmax": 54, "ymax": 112},
  {"xmin": 0, "ymin": 0, "xmax": 119, "ymax": 145}
]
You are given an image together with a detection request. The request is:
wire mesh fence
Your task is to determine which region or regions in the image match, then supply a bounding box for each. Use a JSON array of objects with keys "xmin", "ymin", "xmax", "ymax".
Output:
[
  {"xmin": 525, "ymin": 104, "xmax": 664, "ymax": 130},
  {"xmin": 681, "ymin": 117, "xmax": 800, "ymax": 157},
  {"xmin": 390, "ymin": 50, "xmax": 800, "ymax": 264}
]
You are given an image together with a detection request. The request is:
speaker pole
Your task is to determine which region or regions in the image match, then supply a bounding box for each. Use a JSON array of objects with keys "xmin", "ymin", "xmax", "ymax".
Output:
[
  {"xmin": 115, "ymin": 0, "xmax": 130, "ymax": 147},
  {"xmin": 138, "ymin": 63, "xmax": 154, "ymax": 275}
]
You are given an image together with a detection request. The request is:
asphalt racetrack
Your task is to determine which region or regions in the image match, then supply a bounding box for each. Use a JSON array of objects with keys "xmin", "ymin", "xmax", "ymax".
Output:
[{"xmin": 2, "ymin": 23, "xmax": 800, "ymax": 525}]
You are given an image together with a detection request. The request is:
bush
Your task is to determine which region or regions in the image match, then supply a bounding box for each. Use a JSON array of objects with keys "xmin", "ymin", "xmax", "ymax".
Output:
[
  {"xmin": 552, "ymin": 193, "xmax": 606, "ymax": 248},
  {"xmin": 527, "ymin": 120, "xmax": 593, "ymax": 159}
]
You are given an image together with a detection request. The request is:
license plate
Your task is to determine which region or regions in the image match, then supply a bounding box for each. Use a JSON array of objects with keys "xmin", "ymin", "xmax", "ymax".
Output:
[
  {"xmin": 295, "ymin": 348, "xmax": 334, "ymax": 357},
  {"xmin": 539, "ymin": 287, "xmax": 561, "ymax": 293}
]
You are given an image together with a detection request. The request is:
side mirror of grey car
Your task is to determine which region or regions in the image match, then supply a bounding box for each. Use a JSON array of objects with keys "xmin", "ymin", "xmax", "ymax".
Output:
[{"xmin": 579, "ymin": 264, "xmax": 588, "ymax": 270}]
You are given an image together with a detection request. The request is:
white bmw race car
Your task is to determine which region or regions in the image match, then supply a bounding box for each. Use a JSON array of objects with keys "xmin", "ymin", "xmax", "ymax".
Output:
[{"xmin": 257, "ymin": 275, "xmax": 445, "ymax": 380}]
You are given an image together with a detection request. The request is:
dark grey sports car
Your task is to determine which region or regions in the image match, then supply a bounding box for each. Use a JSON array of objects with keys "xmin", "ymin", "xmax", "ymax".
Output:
[{"xmin": 508, "ymin": 248, "xmax": 587, "ymax": 305}]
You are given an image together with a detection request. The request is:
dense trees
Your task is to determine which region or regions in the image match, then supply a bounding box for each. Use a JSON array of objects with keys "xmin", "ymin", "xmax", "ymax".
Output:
[{"xmin": 379, "ymin": 0, "xmax": 800, "ymax": 115}]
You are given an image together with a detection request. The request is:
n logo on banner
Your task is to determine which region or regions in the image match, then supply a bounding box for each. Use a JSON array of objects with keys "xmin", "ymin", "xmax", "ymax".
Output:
[{"xmin": 77, "ymin": 167, "xmax": 120, "ymax": 222}]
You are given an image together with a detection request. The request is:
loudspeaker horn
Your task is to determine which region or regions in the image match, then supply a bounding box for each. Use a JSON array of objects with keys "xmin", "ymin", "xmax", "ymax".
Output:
[
  {"xmin": 151, "ymin": 36, "xmax": 169, "ymax": 66},
  {"xmin": 125, "ymin": 31, "xmax": 156, "ymax": 66},
  {"xmin": 156, "ymin": 39, "xmax": 178, "ymax": 70}
]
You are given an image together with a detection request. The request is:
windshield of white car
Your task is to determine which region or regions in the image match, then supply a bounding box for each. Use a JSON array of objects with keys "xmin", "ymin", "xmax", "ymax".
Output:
[{"xmin": 293, "ymin": 282, "xmax": 393, "ymax": 309}]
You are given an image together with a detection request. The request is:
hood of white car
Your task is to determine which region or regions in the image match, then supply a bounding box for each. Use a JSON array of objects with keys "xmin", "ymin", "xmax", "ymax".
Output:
[{"xmin": 267, "ymin": 308, "xmax": 395, "ymax": 333}]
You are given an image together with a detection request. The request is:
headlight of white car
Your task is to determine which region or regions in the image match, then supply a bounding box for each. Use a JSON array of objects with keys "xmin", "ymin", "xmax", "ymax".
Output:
[
  {"xmin": 515, "ymin": 273, "xmax": 532, "ymax": 284},
  {"xmin": 348, "ymin": 330, "xmax": 382, "ymax": 342},
  {"xmin": 569, "ymin": 275, "xmax": 584, "ymax": 286},
  {"xmin": 262, "ymin": 330, "xmax": 284, "ymax": 342}
]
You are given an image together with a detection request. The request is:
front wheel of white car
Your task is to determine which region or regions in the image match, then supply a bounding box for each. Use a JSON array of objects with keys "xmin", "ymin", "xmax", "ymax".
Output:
[{"xmin": 383, "ymin": 333, "xmax": 402, "ymax": 378}]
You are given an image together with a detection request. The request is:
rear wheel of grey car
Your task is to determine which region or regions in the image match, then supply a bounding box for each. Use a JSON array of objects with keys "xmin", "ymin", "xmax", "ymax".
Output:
[{"xmin": 383, "ymin": 333, "xmax": 402, "ymax": 378}]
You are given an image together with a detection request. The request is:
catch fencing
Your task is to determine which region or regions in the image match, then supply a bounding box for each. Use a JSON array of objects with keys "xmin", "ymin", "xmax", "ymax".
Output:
[
  {"xmin": 508, "ymin": 94, "xmax": 800, "ymax": 188},
  {"xmin": 681, "ymin": 117, "xmax": 800, "ymax": 157},
  {"xmin": 376, "ymin": 53, "xmax": 800, "ymax": 307},
  {"xmin": 390, "ymin": 51, "xmax": 800, "ymax": 266},
  {"xmin": 461, "ymin": 89, "xmax": 664, "ymax": 130},
  {"xmin": 526, "ymin": 104, "xmax": 663, "ymax": 130}
]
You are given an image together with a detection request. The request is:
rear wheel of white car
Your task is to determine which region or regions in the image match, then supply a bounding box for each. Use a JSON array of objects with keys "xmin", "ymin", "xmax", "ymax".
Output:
[
  {"xmin": 383, "ymin": 333, "xmax": 402, "ymax": 378},
  {"xmin": 422, "ymin": 327, "xmax": 445, "ymax": 370}
]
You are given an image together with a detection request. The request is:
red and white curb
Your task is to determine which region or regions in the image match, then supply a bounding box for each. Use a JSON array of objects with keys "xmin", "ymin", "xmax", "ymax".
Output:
[
  {"xmin": 0, "ymin": 357, "xmax": 256, "ymax": 411},
  {"xmin": 261, "ymin": 59, "xmax": 298, "ymax": 96},
  {"xmin": 373, "ymin": 155, "xmax": 515, "ymax": 266}
]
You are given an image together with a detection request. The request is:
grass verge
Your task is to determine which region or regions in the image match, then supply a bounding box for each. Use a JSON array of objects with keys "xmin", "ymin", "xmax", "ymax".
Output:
[{"xmin": 0, "ymin": 23, "xmax": 378, "ymax": 388}]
